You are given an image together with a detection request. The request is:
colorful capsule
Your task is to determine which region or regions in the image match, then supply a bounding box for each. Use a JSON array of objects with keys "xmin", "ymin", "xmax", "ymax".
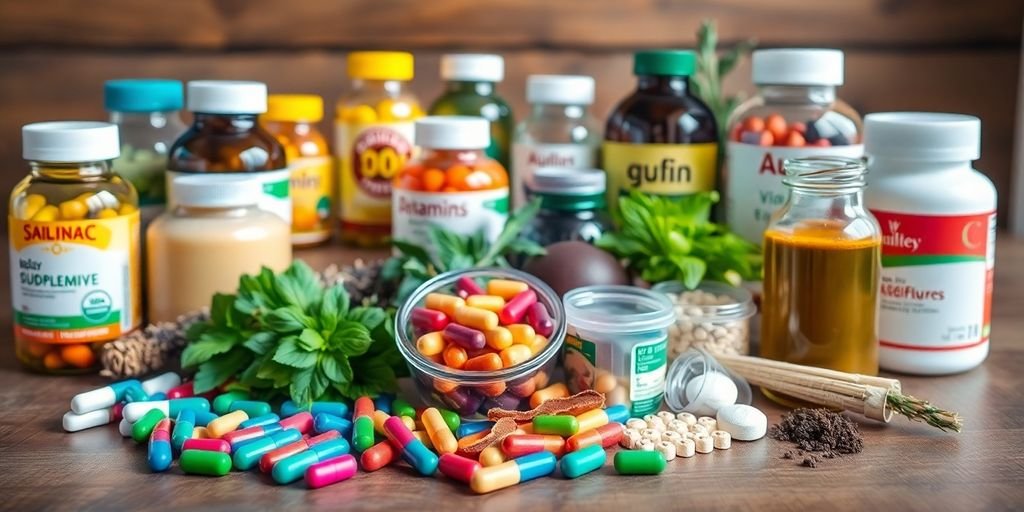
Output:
[
  {"xmin": 140, "ymin": 372, "xmax": 182, "ymax": 396},
  {"xmin": 352, "ymin": 396, "xmax": 375, "ymax": 452},
  {"xmin": 148, "ymin": 419, "xmax": 173, "ymax": 472},
  {"xmin": 123, "ymin": 385, "xmax": 150, "ymax": 403},
  {"xmin": 422, "ymin": 408, "xmax": 458, "ymax": 454},
  {"xmin": 442, "ymin": 323, "xmax": 487, "ymax": 350},
  {"xmin": 530, "ymin": 383, "xmax": 569, "ymax": 408},
  {"xmin": 614, "ymin": 450, "xmax": 666, "ymax": 475},
  {"xmin": 149, "ymin": 392, "xmax": 167, "ymax": 400},
  {"xmin": 132, "ymin": 408, "xmax": 167, "ymax": 443},
  {"xmin": 306, "ymin": 454, "xmax": 357, "ymax": 489},
  {"xmin": 455, "ymin": 276, "xmax": 485, "ymax": 298},
  {"xmin": 229, "ymin": 400, "xmax": 272, "ymax": 418},
  {"xmin": 171, "ymin": 409, "xmax": 196, "ymax": 452},
  {"xmin": 62, "ymin": 407, "xmax": 120, "ymax": 432},
  {"xmin": 425, "ymin": 293, "xmax": 465, "ymax": 317},
  {"xmin": 470, "ymin": 451, "xmax": 557, "ymax": 494},
  {"xmin": 212, "ymin": 391, "xmax": 249, "ymax": 415},
  {"xmin": 360, "ymin": 440, "xmax": 397, "ymax": 472},
  {"xmin": 576, "ymin": 404, "xmax": 629, "ymax": 433},
  {"xmin": 272, "ymin": 438, "xmax": 351, "ymax": 484},
  {"xmin": 560, "ymin": 444, "xmax": 606, "ymax": 479},
  {"xmin": 411, "ymin": 307, "xmax": 449, "ymax": 332},
  {"xmin": 180, "ymin": 449, "xmax": 232, "ymax": 477},
  {"xmin": 526, "ymin": 302, "xmax": 554, "ymax": 337},
  {"xmin": 222, "ymin": 412, "xmax": 313, "ymax": 446},
  {"xmin": 500, "ymin": 344, "xmax": 534, "ymax": 368},
  {"xmin": 193, "ymin": 410, "xmax": 218, "ymax": 427},
  {"xmin": 466, "ymin": 294, "xmax": 505, "ymax": 313},
  {"xmin": 438, "ymin": 453, "xmax": 481, "ymax": 483},
  {"xmin": 123, "ymin": 397, "xmax": 210, "ymax": 423},
  {"xmin": 259, "ymin": 431, "xmax": 339, "ymax": 473},
  {"xmin": 280, "ymin": 400, "xmax": 350, "ymax": 419},
  {"xmin": 464, "ymin": 353, "xmax": 503, "ymax": 371},
  {"xmin": 499, "ymin": 289, "xmax": 537, "ymax": 325},
  {"xmin": 182, "ymin": 438, "xmax": 230, "ymax": 454},
  {"xmin": 454, "ymin": 306, "xmax": 499, "ymax": 332},
  {"xmin": 566, "ymin": 422, "xmax": 625, "ymax": 452},
  {"xmin": 166, "ymin": 382, "xmax": 195, "ymax": 399},
  {"xmin": 314, "ymin": 413, "xmax": 352, "ymax": 437},
  {"xmin": 118, "ymin": 418, "xmax": 133, "ymax": 437},
  {"xmin": 233, "ymin": 429, "xmax": 304, "ymax": 470},
  {"xmin": 70, "ymin": 378, "xmax": 141, "ymax": 414},
  {"xmin": 240, "ymin": 413, "xmax": 280, "ymax": 429},
  {"xmin": 383, "ymin": 415, "xmax": 438, "ymax": 476},
  {"xmin": 479, "ymin": 445, "xmax": 506, "ymax": 467},
  {"xmin": 484, "ymin": 327, "xmax": 514, "ymax": 350},
  {"xmin": 487, "ymin": 279, "xmax": 529, "ymax": 300},
  {"xmin": 437, "ymin": 408, "xmax": 460, "ymax": 432},
  {"xmin": 533, "ymin": 415, "xmax": 579, "ymax": 437},
  {"xmin": 373, "ymin": 394, "xmax": 394, "ymax": 414},
  {"xmin": 501, "ymin": 434, "xmax": 566, "ymax": 458},
  {"xmin": 392, "ymin": 399, "xmax": 416, "ymax": 419},
  {"xmin": 205, "ymin": 410, "xmax": 248, "ymax": 438},
  {"xmin": 456, "ymin": 421, "xmax": 494, "ymax": 439}
]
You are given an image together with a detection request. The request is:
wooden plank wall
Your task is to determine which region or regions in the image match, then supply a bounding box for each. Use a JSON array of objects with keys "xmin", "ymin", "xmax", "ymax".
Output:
[{"xmin": 0, "ymin": 0, "xmax": 1020, "ymax": 225}]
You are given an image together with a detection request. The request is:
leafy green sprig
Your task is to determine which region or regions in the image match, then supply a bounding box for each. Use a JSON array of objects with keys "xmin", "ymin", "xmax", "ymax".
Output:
[{"xmin": 692, "ymin": 19, "xmax": 757, "ymax": 149}]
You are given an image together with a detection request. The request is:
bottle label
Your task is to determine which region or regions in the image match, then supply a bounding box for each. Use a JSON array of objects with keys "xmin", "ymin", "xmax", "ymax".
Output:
[
  {"xmin": 726, "ymin": 142, "xmax": 864, "ymax": 244},
  {"xmin": 166, "ymin": 170, "xmax": 292, "ymax": 224},
  {"xmin": 392, "ymin": 188, "xmax": 509, "ymax": 256},
  {"xmin": 563, "ymin": 331, "xmax": 667, "ymax": 417},
  {"xmin": 289, "ymin": 155, "xmax": 333, "ymax": 243},
  {"xmin": 511, "ymin": 142, "xmax": 597, "ymax": 207},
  {"xmin": 337, "ymin": 121, "xmax": 415, "ymax": 226},
  {"xmin": 871, "ymin": 209, "xmax": 995, "ymax": 351},
  {"xmin": 602, "ymin": 141, "xmax": 718, "ymax": 207},
  {"xmin": 9, "ymin": 212, "xmax": 141, "ymax": 343}
]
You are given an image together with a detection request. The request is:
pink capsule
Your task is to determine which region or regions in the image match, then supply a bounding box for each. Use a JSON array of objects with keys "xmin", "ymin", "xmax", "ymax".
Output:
[
  {"xmin": 526, "ymin": 302, "xmax": 554, "ymax": 337},
  {"xmin": 442, "ymin": 323, "xmax": 486, "ymax": 350},
  {"xmin": 182, "ymin": 438, "xmax": 231, "ymax": 453},
  {"xmin": 412, "ymin": 307, "xmax": 449, "ymax": 332},
  {"xmin": 383, "ymin": 416, "xmax": 416, "ymax": 448},
  {"xmin": 499, "ymin": 289, "xmax": 537, "ymax": 325},
  {"xmin": 112, "ymin": 402, "xmax": 125, "ymax": 421},
  {"xmin": 166, "ymin": 382, "xmax": 194, "ymax": 399},
  {"xmin": 438, "ymin": 453, "xmax": 481, "ymax": 483},
  {"xmin": 306, "ymin": 454, "xmax": 357, "ymax": 489},
  {"xmin": 455, "ymin": 276, "xmax": 485, "ymax": 299},
  {"xmin": 280, "ymin": 412, "xmax": 314, "ymax": 434}
]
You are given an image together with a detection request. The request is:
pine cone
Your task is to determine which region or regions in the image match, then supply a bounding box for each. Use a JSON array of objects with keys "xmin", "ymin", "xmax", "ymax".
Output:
[{"xmin": 99, "ymin": 309, "xmax": 208, "ymax": 379}]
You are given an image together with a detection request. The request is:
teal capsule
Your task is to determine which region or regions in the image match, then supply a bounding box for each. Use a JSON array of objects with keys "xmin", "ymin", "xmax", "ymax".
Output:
[
  {"xmin": 171, "ymin": 409, "xmax": 196, "ymax": 452},
  {"xmin": 232, "ymin": 428, "xmax": 303, "ymax": 470},
  {"xmin": 533, "ymin": 415, "xmax": 579, "ymax": 437},
  {"xmin": 402, "ymin": 439, "xmax": 439, "ymax": 476},
  {"xmin": 229, "ymin": 400, "xmax": 272, "ymax": 418},
  {"xmin": 438, "ymin": 409, "xmax": 460, "ymax": 432},
  {"xmin": 560, "ymin": 444, "xmax": 607, "ymax": 479},
  {"xmin": 613, "ymin": 450, "xmax": 666, "ymax": 475},
  {"xmin": 124, "ymin": 384, "xmax": 150, "ymax": 403},
  {"xmin": 352, "ymin": 416, "xmax": 375, "ymax": 452},
  {"xmin": 271, "ymin": 438, "xmax": 350, "ymax": 484},
  {"xmin": 212, "ymin": 391, "xmax": 249, "ymax": 415},
  {"xmin": 392, "ymin": 399, "xmax": 416, "ymax": 419},
  {"xmin": 132, "ymin": 408, "xmax": 166, "ymax": 443},
  {"xmin": 280, "ymin": 400, "xmax": 350, "ymax": 419},
  {"xmin": 240, "ymin": 413, "xmax": 280, "ymax": 429},
  {"xmin": 193, "ymin": 410, "xmax": 218, "ymax": 427},
  {"xmin": 456, "ymin": 421, "xmax": 493, "ymax": 439}
]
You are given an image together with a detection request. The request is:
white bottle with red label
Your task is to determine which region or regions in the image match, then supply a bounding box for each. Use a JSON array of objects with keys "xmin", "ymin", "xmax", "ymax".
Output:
[
  {"xmin": 725, "ymin": 49, "xmax": 863, "ymax": 245},
  {"xmin": 864, "ymin": 112, "xmax": 996, "ymax": 375}
]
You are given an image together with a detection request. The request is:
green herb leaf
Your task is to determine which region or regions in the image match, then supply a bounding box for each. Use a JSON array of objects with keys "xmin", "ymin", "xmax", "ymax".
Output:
[
  {"xmin": 297, "ymin": 328, "xmax": 326, "ymax": 351},
  {"xmin": 243, "ymin": 331, "xmax": 278, "ymax": 355},
  {"xmin": 180, "ymin": 329, "xmax": 237, "ymax": 368},
  {"xmin": 391, "ymin": 239, "xmax": 437, "ymax": 270},
  {"xmin": 210, "ymin": 293, "xmax": 235, "ymax": 328},
  {"xmin": 319, "ymin": 285, "xmax": 349, "ymax": 333},
  {"xmin": 478, "ymin": 198, "xmax": 542, "ymax": 266},
  {"xmin": 329, "ymin": 321, "xmax": 373, "ymax": 356},
  {"xmin": 289, "ymin": 367, "xmax": 315, "ymax": 405},
  {"xmin": 320, "ymin": 354, "xmax": 349, "ymax": 384},
  {"xmin": 347, "ymin": 307, "xmax": 386, "ymax": 331},
  {"xmin": 193, "ymin": 349, "xmax": 250, "ymax": 393},
  {"xmin": 264, "ymin": 306, "xmax": 313, "ymax": 333},
  {"xmin": 272, "ymin": 336, "xmax": 318, "ymax": 368}
]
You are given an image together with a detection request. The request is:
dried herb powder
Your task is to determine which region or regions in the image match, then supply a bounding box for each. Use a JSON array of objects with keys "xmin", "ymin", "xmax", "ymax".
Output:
[{"xmin": 770, "ymin": 408, "xmax": 864, "ymax": 459}]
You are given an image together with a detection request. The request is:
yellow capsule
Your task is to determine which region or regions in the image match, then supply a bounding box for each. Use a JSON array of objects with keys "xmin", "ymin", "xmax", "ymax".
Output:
[
  {"xmin": 97, "ymin": 208, "xmax": 118, "ymax": 219},
  {"xmin": 412, "ymin": 430, "xmax": 434, "ymax": 450},
  {"xmin": 466, "ymin": 295, "xmax": 505, "ymax": 313},
  {"xmin": 487, "ymin": 279, "xmax": 529, "ymax": 300},
  {"xmin": 422, "ymin": 407, "xmax": 458, "ymax": 455},
  {"xmin": 416, "ymin": 331, "xmax": 445, "ymax": 357},
  {"xmin": 425, "ymin": 293, "xmax": 464, "ymax": 318},
  {"xmin": 207, "ymin": 410, "xmax": 248, "ymax": 438},
  {"xmin": 479, "ymin": 445, "xmax": 506, "ymax": 467},
  {"xmin": 346, "ymin": 104, "xmax": 378, "ymax": 123},
  {"xmin": 31, "ymin": 205, "xmax": 59, "ymax": 221},
  {"xmin": 454, "ymin": 306, "xmax": 499, "ymax": 332},
  {"xmin": 118, "ymin": 203, "xmax": 137, "ymax": 215},
  {"xmin": 575, "ymin": 408, "xmax": 610, "ymax": 433},
  {"xmin": 372, "ymin": 410, "xmax": 390, "ymax": 435},
  {"xmin": 20, "ymin": 194, "xmax": 47, "ymax": 220},
  {"xmin": 484, "ymin": 327, "xmax": 513, "ymax": 351},
  {"xmin": 58, "ymin": 199, "xmax": 89, "ymax": 220},
  {"xmin": 529, "ymin": 335, "xmax": 549, "ymax": 355},
  {"xmin": 470, "ymin": 460, "xmax": 521, "ymax": 494},
  {"xmin": 500, "ymin": 344, "xmax": 533, "ymax": 368},
  {"xmin": 191, "ymin": 426, "xmax": 210, "ymax": 439},
  {"xmin": 508, "ymin": 324, "xmax": 536, "ymax": 345},
  {"xmin": 401, "ymin": 415, "xmax": 416, "ymax": 432}
]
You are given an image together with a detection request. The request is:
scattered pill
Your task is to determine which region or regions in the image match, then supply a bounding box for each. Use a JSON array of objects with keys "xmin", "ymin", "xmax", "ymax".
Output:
[
  {"xmin": 180, "ymin": 449, "xmax": 232, "ymax": 477},
  {"xmin": 716, "ymin": 404, "xmax": 768, "ymax": 441},
  {"xmin": 272, "ymin": 438, "xmax": 351, "ymax": 484},
  {"xmin": 614, "ymin": 450, "xmax": 666, "ymax": 475},
  {"xmin": 306, "ymin": 454, "xmax": 357, "ymax": 489},
  {"xmin": 148, "ymin": 419, "xmax": 173, "ymax": 472},
  {"xmin": 438, "ymin": 453, "xmax": 482, "ymax": 483},
  {"xmin": 470, "ymin": 451, "xmax": 556, "ymax": 493},
  {"xmin": 70, "ymin": 379, "xmax": 141, "ymax": 414}
]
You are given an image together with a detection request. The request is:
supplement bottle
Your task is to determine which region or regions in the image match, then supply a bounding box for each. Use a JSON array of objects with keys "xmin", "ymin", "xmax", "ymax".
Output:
[
  {"xmin": 392, "ymin": 116, "xmax": 509, "ymax": 255},
  {"xmin": 429, "ymin": 54, "xmax": 514, "ymax": 169},
  {"xmin": 520, "ymin": 167, "xmax": 612, "ymax": 246},
  {"xmin": 104, "ymin": 79, "xmax": 186, "ymax": 226},
  {"xmin": 864, "ymin": 113, "xmax": 996, "ymax": 375},
  {"xmin": 512, "ymin": 75, "xmax": 600, "ymax": 207},
  {"xmin": 262, "ymin": 94, "xmax": 333, "ymax": 246},
  {"xmin": 168, "ymin": 81, "xmax": 289, "ymax": 222},
  {"xmin": 761, "ymin": 157, "xmax": 880, "ymax": 403},
  {"xmin": 336, "ymin": 51, "xmax": 422, "ymax": 247},
  {"xmin": 10, "ymin": 121, "xmax": 141, "ymax": 373},
  {"xmin": 604, "ymin": 50, "xmax": 717, "ymax": 211},
  {"xmin": 725, "ymin": 49, "xmax": 862, "ymax": 245},
  {"xmin": 147, "ymin": 175, "xmax": 291, "ymax": 323}
]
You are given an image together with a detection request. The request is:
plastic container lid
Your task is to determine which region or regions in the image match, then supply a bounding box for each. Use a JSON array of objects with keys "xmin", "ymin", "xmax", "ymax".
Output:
[
  {"xmin": 664, "ymin": 348, "xmax": 752, "ymax": 415},
  {"xmin": 527, "ymin": 167, "xmax": 606, "ymax": 196},
  {"xmin": 104, "ymin": 79, "xmax": 184, "ymax": 113},
  {"xmin": 441, "ymin": 54, "xmax": 504, "ymax": 82},
  {"xmin": 864, "ymin": 112, "xmax": 981, "ymax": 162},
  {"xmin": 22, "ymin": 121, "xmax": 120, "ymax": 162},
  {"xmin": 187, "ymin": 81, "xmax": 268, "ymax": 114},
  {"xmin": 171, "ymin": 174, "xmax": 262, "ymax": 208},
  {"xmin": 414, "ymin": 116, "xmax": 490, "ymax": 149},
  {"xmin": 348, "ymin": 51, "xmax": 414, "ymax": 81},
  {"xmin": 265, "ymin": 94, "xmax": 324, "ymax": 122},
  {"xmin": 634, "ymin": 50, "xmax": 697, "ymax": 76},
  {"xmin": 526, "ymin": 75, "xmax": 595, "ymax": 105},
  {"xmin": 752, "ymin": 49, "xmax": 844, "ymax": 86},
  {"xmin": 563, "ymin": 285, "xmax": 675, "ymax": 334}
]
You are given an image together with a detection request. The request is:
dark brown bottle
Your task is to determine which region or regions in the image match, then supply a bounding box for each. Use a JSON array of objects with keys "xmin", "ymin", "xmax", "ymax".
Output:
[
  {"xmin": 168, "ymin": 80, "xmax": 290, "ymax": 222},
  {"xmin": 603, "ymin": 50, "xmax": 718, "ymax": 211}
]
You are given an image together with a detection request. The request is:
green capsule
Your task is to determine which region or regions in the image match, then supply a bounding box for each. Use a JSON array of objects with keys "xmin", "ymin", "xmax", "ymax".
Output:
[
  {"xmin": 180, "ymin": 449, "xmax": 232, "ymax": 476},
  {"xmin": 132, "ymin": 408, "xmax": 166, "ymax": 443},
  {"xmin": 438, "ymin": 408, "xmax": 460, "ymax": 432},
  {"xmin": 392, "ymin": 399, "xmax": 416, "ymax": 419},
  {"xmin": 560, "ymin": 444, "xmax": 606, "ymax": 479},
  {"xmin": 533, "ymin": 415, "xmax": 579, "ymax": 437},
  {"xmin": 212, "ymin": 391, "xmax": 249, "ymax": 415},
  {"xmin": 613, "ymin": 450, "xmax": 666, "ymax": 475},
  {"xmin": 228, "ymin": 400, "xmax": 272, "ymax": 418}
]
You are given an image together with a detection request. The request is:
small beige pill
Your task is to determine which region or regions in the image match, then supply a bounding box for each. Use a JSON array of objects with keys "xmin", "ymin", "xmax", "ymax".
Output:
[
  {"xmin": 643, "ymin": 414, "xmax": 658, "ymax": 423},
  {"xmin": 622, "ymin": 428, "xmax": 642, "ymax": 449},
  {"xmin": 667, "ymin": 419, "xmax": 688, "ymax": 433},
  {"xmin": 638, "ymin": 440, "xmax": 656, "ymax": 451},
  {"xmin": 641, "ymin": 428, "xmax": 662, "ymax": 442},
  {"xmin": 657, "ymin": 411, "xmax": 676, "ymax": 423},
  {"xmin": 662, "ymin": 430, "xmax": 683, "ymax": 443},
  {"xmin": 689, "ymin": 423, "xmax": 708, "ymax": 436},
  {"xmin": 676, "ymin": 412, "xmax": 697, "ymax": 426},
  {"xmin": 647, "ymin": 417, "xmax": 667, "ymax": 432},
  {"xmin": 712, "ymin": 430, "xmax": 732, "ymax": 450},
  {"xmin": 698, "ymin": 416, "xmax": 718, "ymax": 432},
  {"xmin": 626, "ymin": 418, "xmax": 647, "ymax": 430},
  {"xmin": 674, "ymin": 438, "xmax": 696, "ymax": 458},
  {"xmin": 694, "ymin": 433, "xmax": 713, "ymax": 454},
  {"xmin": 656, "ymin": 441, "xmax": 677, "ymax": 462}
]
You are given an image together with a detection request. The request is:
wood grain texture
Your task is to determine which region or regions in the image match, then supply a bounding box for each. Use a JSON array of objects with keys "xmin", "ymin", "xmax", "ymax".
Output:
[
  {"xmin": 0, "ymin": 239, "xmax": 1022, "ymax": 511},
  {"xmin": 0, "ymin": 0, "xmax": 1020, "ymax": 50}
]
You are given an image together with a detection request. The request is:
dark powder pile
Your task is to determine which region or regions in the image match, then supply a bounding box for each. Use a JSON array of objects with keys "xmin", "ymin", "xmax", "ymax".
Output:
[{"xmin": 770, "ymin": 408, "xmax": 864, "ymax": 465}]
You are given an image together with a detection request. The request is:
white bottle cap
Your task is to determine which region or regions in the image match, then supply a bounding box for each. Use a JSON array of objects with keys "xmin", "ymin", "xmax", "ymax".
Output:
[
  {"xmin": 752, "ymin": 49, "xmax": 844, "ymax": 86},
  {"xmin": 528, "ymin": 167, "xmax": 606, "ymax": 195},
  {"xmin": 864, "ymin": 112, "xmax": 981, "ymax": 162},
  {"xmin": 186, "ymin": 80, "xmax": 268, "ymax": 114},
  {"xmin": 171, "ymin": 174, "xmax": 263, "ymax": 208},
  {"xmin": 441, "ymin": 54, "xmax": 504, "ymax": 82},
  {"xmin": 526, "ymin": 75, "xmax": 595, "ymax": 105},
  {"xmin": 22, "ymin": 121, "xmax": 120, "ymax": 162},
  {"xmin": 414, "ymin": 116, "xmax": 490, "ymax": 149}
]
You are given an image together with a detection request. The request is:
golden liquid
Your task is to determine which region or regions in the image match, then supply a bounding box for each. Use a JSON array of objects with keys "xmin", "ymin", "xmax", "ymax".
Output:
[{"xmin": 761, "ymin": 225, "xmax": 881, "ymax": 396}]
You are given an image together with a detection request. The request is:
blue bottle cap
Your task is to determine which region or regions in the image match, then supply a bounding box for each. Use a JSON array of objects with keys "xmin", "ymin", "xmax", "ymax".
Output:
[{"xmin": 104, "ymin": 79, "xmax": 184, "ymax": 113}]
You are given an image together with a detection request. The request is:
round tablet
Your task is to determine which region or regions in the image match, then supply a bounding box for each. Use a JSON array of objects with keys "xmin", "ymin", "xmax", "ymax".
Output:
[
  {"xmin": 684, "ymin": 372, "xmax": 738, "ymax": 416},
  {"xmin": 715, "ymin": 404, "xmax": 767, "ymax": 441}
]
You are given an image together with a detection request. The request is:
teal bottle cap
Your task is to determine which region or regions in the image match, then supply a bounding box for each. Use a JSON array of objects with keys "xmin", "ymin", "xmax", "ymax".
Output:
[
  {"xmin": 105, "ymin": 79, "xmax": 184, "ymax": 113},
  {"xmin": 633, "ymin": 50, "xmax": 697, "ymax": 76}
]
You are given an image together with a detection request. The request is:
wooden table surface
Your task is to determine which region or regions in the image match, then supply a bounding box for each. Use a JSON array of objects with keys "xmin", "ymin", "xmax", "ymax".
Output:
[{"xmin": 2, "ymin": 238, "xmax": 1023, "ymax": 512}]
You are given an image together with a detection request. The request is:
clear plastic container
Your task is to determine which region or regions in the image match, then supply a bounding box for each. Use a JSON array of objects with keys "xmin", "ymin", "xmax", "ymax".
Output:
[
  {"xmin": 562, "ymin": 285, "xmax": 675, "ymax": 417},
  {"xmin": 395, "ymin": 268, "xmax": 566, "ymax": 418},
  {"xmin": 520, "ymin": 167, "xmax": 612, "ymax": 246},
  {"xmin": 664, "ymin": 348, "xmax": 752, "ymax": 416},
  {"xmin": 511, "ymin": 75, "xmax": 601, "ymax": 207},
  {"xmin": 725, "ymin": 49, "xmax": 863, "ymax": 245},
  {"xmin": 652, "ymin": 281, "xmax": 756, "ymax": 358}
]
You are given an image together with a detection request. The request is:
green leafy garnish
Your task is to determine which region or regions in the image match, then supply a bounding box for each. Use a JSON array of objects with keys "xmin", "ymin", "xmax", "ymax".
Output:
[
  {"xmin": 596, "ymin": 190, "xmax": 761, "ymax": 288},
  {"xmin": 383, "ymin": 198, "xmax": 546, "ymax": 303},
  {"xmin": 692, "ymin": 19, "xmax": 756, "ymax": 164},
  {"xmin": 181, "ymin": 261, "xmax": 405, "ymax": 404}
]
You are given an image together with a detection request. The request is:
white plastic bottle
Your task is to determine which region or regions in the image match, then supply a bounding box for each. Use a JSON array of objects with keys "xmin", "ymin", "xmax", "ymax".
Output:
[{"xmin": 864, "ymin": 112, "xmax": 996, "ymax": 375}]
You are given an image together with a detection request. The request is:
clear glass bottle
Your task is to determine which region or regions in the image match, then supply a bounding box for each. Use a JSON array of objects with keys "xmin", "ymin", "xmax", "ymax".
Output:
[
  {"xmin": 520, "ymin": 167, "xmax": 612, "ymax": 246},
  {"xmin": 725, "ymin": 49, "xmax": 863, "ymax": 245},
  {"xmin": 335, "ymin": 51, "xmax": 423, "ymax": 248},
  {"xmin": 10, "ymin": 121, "xmax": 141, "ymax": 374},
  {"xmin": 511, "ymin": 75, "xmax": 601, "ymax": 207},
  {"xmin": 761, "ymin": 157, "xmax": 881, "ymax": 404}
]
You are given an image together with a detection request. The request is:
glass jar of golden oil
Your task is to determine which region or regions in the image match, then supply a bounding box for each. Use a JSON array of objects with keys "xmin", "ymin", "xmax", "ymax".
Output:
[{"xmin": 761, "ymin": 157, "xmax": 881, "ymax": 405}]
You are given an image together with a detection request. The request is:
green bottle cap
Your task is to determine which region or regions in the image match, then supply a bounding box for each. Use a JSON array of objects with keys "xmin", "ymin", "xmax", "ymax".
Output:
[{"xmin": 634, "ymin": 50, "xmax": 697, "ymax": 76}]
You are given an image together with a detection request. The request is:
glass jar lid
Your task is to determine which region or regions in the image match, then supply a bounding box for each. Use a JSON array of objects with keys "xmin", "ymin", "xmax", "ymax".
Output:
[{"xmin": 563, "ymin": 285, "xmax": 675, "ymax": 334}]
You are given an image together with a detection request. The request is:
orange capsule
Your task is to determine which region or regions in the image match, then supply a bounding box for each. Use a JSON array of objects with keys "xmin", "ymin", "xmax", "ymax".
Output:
[
  {"xmin": 454, "ymin": 306, "xmax": 499, "ymax": 332},
  {"xmin": 466, "ymin": 295, "xmax": 505, "ymax": 313},
  {"xmin": 422, "ymin": 168, "xmax": 447, "ymax": 192},
  {"xmin": 416, "ymin": 332, "xmax": 445, "ymax": 357},
  {"xmin": 443, "ymin": 345, "xmax": 469, "ymax": 369},
  {"xmin": 445, "ymin": 164, "xmax": 473, "ymax": 190},
  {"xmin": 565, "ymin": 422, "xmax": 625, "ymax": 452},
  {"xmin": 396, "ymin": 173, "xmax": 423, "ymax": 191},
  {"xmin": 765, "ymin": 113, "xmax": 788, "ymax": 142},
  {"xmin": 61, "ymin": 344, "xmax": 96, "ymax": 369},
  {"xmin": 528, "ymin": 335, "xmax": 549, "ymax": 355},
  {"xmin": 425, "ymin": 293, "xmax": 465, "ymax": 318},
  {"xmin": 501, "ymin": 434, "xmax": 566, "ymax": 458},
  {"xmin": 484, "ymin": 327, "xmax": 513, "ymax": 351},
  {"xmin": 457, "ymin": 429, "xmax": 491, "ymax": 451},
  {"xmin": 474, "ymin": 381, "xmax": 506, "ymax": 397},
  {"xmin": 486, "ymin": 279, "xmax": 529, "ymax": 300},
  {"xmin": 43, "ymin": 351, "xmax": 66, "ymax": 370},
  {"xmin": 464, "ymin": 353, "xmax": 503, "ymax": 372},
  {"xmin": 361, "ymin": 440, "xmax": 397, "ymax": 472},
  {"xmin": 741, "ymin": 116, "xmax": 765, "ymax": 132},
  {"xmin": 530, "ymin": 383, "xmax": 569, "ymax": 408},
  {"xmin": 500, "ymin": 344, "xmax": 533, "ymax": 368},
  {"xmin": 434, "ymin": 378, "xmax": 459, "ymax": 394}
]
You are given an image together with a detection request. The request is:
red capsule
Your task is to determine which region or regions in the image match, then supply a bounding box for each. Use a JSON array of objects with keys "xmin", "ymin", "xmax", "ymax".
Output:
[
  {"xmin": 280, "ymin": 412, "xmax": 314, "ymax": 434},
  {"xmin": 438, "ymin": 453, "xmax": 481, "ymax": 483},
  {"xmin": 182, "ymin": 438, "xmax": 231, "ymax": 454},
  {"xmin": 526, "ymin": 302, "xmax": 554, "ymax": 337},
  {"xmin": 499, "ymin": 289, "xmax": 537, "ymax": 325},
  {"xmin": 501, "ymin": 434, "xmax": 566, "ymax": 458},
  {"xmin": 455, "ymin": 276, "xmax": 485, "ymax": 299},
  {"xmin": 412, "ymin": 307, "xmax": 450, "ymax": 332},
  {"xmin": 360, "ymin": 440, "xmax": 398, "ymax": 472},
  {"xmin": 259, "ymin": 430, "xmax": 339, "ymax": 473},
  {"xmin": 442, "ymin": 323, "xmax": 486, "ymax": 350},
  {"xmin": 166, "ymin": 382, "xmax": 194, "ymax": 399},
  {"xmin": 112, "ymin": 402, "xmax": 124, "ymax": 421},
  {"xmin": 565, "ymin": 422, "xmax": 625, "ymax": 452}
]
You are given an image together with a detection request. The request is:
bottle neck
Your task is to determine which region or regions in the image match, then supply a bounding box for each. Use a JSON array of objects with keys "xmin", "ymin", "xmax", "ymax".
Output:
[
  {"xmin": 173, "ymin": 204, "xmax": 256, "ymax": 218},
  {"xmin": 636, "ymin": 75, "xmax": 690, "ymax": 95},
  {"xmin": 445, "ymin": 80, "xmax": 496, "ymax": 96},
  {"xmin": 351, "ymin": 78, "xmax": 406, "ymax": 95},
  {"xmin": 419, "ymin": 147, "xmax": 487, "ymax": 163},
  {"xmin": 536, "ymin": 192, "xmax": 606, "ymax": 212},
  {"xmin": 192, "ymin": 113, "xmax": 259, "ymax": 132},
  {"xmin": 530, "ymin": 103, "xmax": 589, "ymax": 120},
  {"xmin": 109, "ymin": 110, "xmax": 179, "ymax": 128},
  {"xmin": 868, "ymin": 157, "xmax": 974, "ymax": 176},
  {"xmin": 29, "ymin": 160, "xmax": 113, "ymax": 181},
  {"xmin": 758, "ymin": 84, "xmax": 836, "ymax": 105}
]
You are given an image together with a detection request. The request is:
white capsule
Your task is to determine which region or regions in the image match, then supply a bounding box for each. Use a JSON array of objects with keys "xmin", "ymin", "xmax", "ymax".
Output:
[
  {"xmin": 141, "ymin": 372, "xmax": 181, "ymax": 396},
  {"xmin": 62, "ymin": 409, "xmax": 114, "ymax": 432},
  {"xmin": 656, "ymin": 441, "xmax": 677, "ymax": 462},
  {"xmin": 123, "ymin": 400, "xmax": 170, "ymax": 422},
  {"xmin": 96, "ymin": 190, "xmax": 120, "ymax": 209},
  {"xmin": 119, "ymin": 418, "xmax": 134, "ymax": 437},
  {"xmin": 70, "ymin": 379, "xmax": 140, "ymax": 414},
  {"xmin": 674, "ymin": 438, "xmax": 696, "ymax": 458}
]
